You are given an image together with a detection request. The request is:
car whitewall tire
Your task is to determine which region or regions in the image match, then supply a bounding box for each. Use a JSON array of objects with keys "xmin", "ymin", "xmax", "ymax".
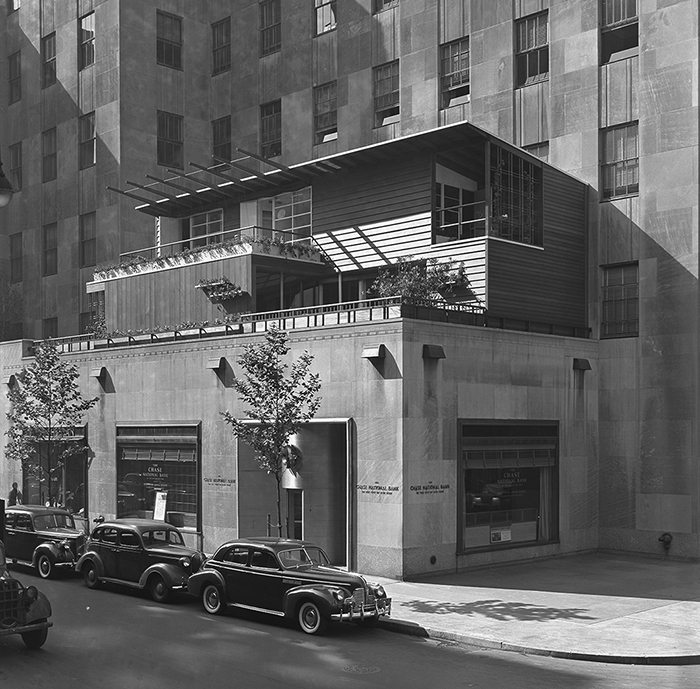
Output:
[{"xmin": 202, "ymin": 584, "xmax": 224, "ymax": 615}]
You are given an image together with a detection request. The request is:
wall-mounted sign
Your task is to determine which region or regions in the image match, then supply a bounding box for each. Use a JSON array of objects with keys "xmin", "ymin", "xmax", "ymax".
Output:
[
  {"xmin": 153, "ymin": 491, "xmax": 168, "ymax": 521},
  {"xmin": 490, "ymin": 527, "xmax": 512, "ymax": 543},
  {"xmin": 409, "ymin": 482, "xmax": 451, "ymax": 496},
  {"xmin": 356, "ymin": 483, "xmax": 400, "ymax": 496},
  {"xmin": 203, "ymin": 476, "xmax": 236, "ymax": 489}
]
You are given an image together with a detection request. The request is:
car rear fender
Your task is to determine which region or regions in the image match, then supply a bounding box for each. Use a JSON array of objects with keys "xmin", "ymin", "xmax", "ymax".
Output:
[
  {"xmin": 75, "ymin": 552, "xmax": 105, "ymax": 577},
  {"xmin": 137, "ymin": 562, "xmax": 186, "ymax": 589},
  {"xmin": 186, "ymin": 569, "xmax": 226, "ymax": 598},
  {"xmin": 283, "ymin": 584, "xmax": 346, "ymax": 619}
]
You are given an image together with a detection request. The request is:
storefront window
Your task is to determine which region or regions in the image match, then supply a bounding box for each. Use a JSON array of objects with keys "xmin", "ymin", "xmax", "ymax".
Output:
[{"xmin": 460, "ymin": 422, "xmax": 557, "ymax": 550}]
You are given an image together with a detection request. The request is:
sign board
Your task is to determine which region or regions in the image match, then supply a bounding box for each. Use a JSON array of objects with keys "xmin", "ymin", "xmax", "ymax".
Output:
[
  {"xmin": 490, "ymin": 527, "xmax": 512, "ymax": 543},
  {"xmin": 153, "ymin": 491, "xmax": 168, "ymax": 522}
]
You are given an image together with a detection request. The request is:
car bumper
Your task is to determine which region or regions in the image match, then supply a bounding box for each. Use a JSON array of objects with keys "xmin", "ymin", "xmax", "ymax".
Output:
[
  {"xmin": 0, "ymin": 620, "xmax": 53, "ymax": 637},
  {"xmin": 332, "ymin": 598, "xmax": 392, "ymax": 622}
]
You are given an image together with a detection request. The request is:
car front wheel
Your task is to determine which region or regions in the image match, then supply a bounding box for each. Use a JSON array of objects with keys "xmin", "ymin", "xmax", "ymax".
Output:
[
  {"xmin": 297, "ymin": 601, "xmax": 328, "ymax": 635},
  {"xmin": 21, "ymin": 622, "xmax": 48, "ymax": 649},
  {"xmin": 202, "ymin": 584, "xmax": 224, "ymax": 615},
  {"xmin": 83, "ymin": 561, "xmax": 101, "ymax": 589},
  {"xmin": 37, "ymin": 554, "xmax": 53, "ymax": 579},
  {"xmin": 149, "ymin": 575, "xmax": 170, "ymax": 603}
]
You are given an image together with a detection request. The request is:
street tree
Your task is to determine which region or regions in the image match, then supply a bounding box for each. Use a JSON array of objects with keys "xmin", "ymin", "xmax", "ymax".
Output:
[
  {"xmin": 222, "ymin": 325, "xmax": 322, "ymax": 536},
  {"xmin": 5, "ymin": 340, "xmax": 99, "ymax": 506}
]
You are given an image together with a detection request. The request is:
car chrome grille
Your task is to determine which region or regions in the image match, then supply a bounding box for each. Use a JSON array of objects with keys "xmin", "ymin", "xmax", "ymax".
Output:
[{"xmin": 0, "ymin": 579, "xmax": 24, "ymax": 628}]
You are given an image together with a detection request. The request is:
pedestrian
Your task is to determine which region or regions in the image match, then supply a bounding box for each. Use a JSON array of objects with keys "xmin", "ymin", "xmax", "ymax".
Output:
[{"xmin": 8, "ymin": 482, "xmax": 22, "ymax": 506}]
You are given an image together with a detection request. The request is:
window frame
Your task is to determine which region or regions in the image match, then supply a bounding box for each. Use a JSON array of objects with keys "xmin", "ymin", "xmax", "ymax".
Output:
[
  {"xmin": 260, "ymin": 0, "xmax": 281, "ymax": 57},
  {"xmin": 190, "ymin": 209, "xmax": 223, "ymax": 248},
  {"xmin": 601, "ymin": 122, "xmax": 639, "ymax": 199},
  {"xmin": 602, "ymin": 0, "xmax": 638, "ymax": 28},
  {"xmin": 43, "ymin": 223, "xmax": 57, "ymax": 277},
  {"xmin": 260, "ymin": 100, "xmax": 282, "ymax": 158},
  {"xmin": 157, "ymin": 10, "xmax": 183, "ymax": 70},
  {"xmin": 212, "ymin": 17, "xmax": 231, "ymax": 75},
  {"xmin": 440, "ymin": 37, "xmax": 470, "ymax": 109},
  {"xmin": 78, "ymin": 12, "xmax": 95, "ymax": 71},
  {"xmin": 515, "ymin": 11, "xmax": 549, "ymax": 87},
  {"xmin": 9, "ymin": 142, "xmax": 22, "ymax": 191},
  {"xmin": 373, "ymin": 0, "xmax": 398, "ymax": 12},
  {"xmin": 79, "ymin": 212, "xmax": 97, "ymax": 268},
  {"xmin": 315, "ymin": 0, "xmax": 337, "ymax": 36},
  {"xmin": 157, "ymin": 110, "xmax": 184, "ymax": 169},
  {"xmin": 212, "ymin": 116, "xmax": 232, "ymax": 161},
  {"xmin": 41, "ymin": 32, "xmax": 57, "ymax": 88},
  {"xmin": 313, "ymin": 81, "xmax": 338, "ymax": 144},
  {"xmin": 42, "ymin": 128, "xmax": 57, "ymax": 183},
  {"xmin": 373, "ymin": 60, "xmax": 400, "ymax": 128},
  {"xmin": 79, "ymin": 112, "xmax": 96, "ymax": 170},
  {"xmin": 601, "ymin": 263, "xmax": 639, "ymax": 338},
  {"xmin": 9, "ymin": 51, "xmax": 21, "ymax": 104}
]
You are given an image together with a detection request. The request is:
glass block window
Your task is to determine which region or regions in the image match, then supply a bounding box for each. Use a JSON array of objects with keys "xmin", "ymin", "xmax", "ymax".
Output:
[
  {"xmin": 212, "ymin": 116, "xmax": 231, "ymax": 161},
  {"xmin": 373, "ymin": 60, "xmax": 400, "ymax": 127},
  {"xmin": 43, "ymin": 128, "xmax": 57, "ymax": 182},
  {"xmin": 602, "ymin": 122, "xmax": 638, "ymax": 199},
  {"xmin": 157, "ymin": 111, "xmax": 184, "ymax": 168},
  {"xmin": 515, "ymin": 12, "xmax": 548, "ymax": 86},
  {"xmin": 9, "ymin": 52, "xmax": 21, "ymax": 104},
  {"xmin": 79, "ymin": 12, "xmax": 95, "ymax": 70},
  {"xmin": 9, "ymin": 142, "xmax": 22, "ymax": 191},
  {"xmin": 260, "ymin": 0, "xmax": 281, "ymax": 56},
  {"xmin": 440, "ymin": 38, "xmax": 470, "ymax": 108},
  {"xmin": 212, "ymin": 17, "xmax": 231, "ymax": 75},
  {"xmin": 315, "ymin": 0, "xmax": 336, "ymax": 35},
  {"xmin": 80, "ymin": 212, "xmax": 96, "ymax": 268},
  {"xmin": 261, "ymin": 100, "xmax": 282, "ymax": 158},
  {"xmin": 43, "ymin": 223, "xmax": 57, "ymax": 276},
  {"xmin": 601, "ymin": 263, "xmax": 638, "ymax": 337},
  {"xmin": 10, "ymin": 233, "xmax": 22, "ymax": 283},
  {"xmin": 313, "ymin": 81, "xmax": 337, "ymax": 144},
  {"xmin": 42, "ymin": 33, "xmax": 56, "ymax": 88},
  {"xmin": 79, "ymin": 112, "xmax": 96, "ymax": 169},
  {"xmin": 157, "ymin": 11, "xmax": 183, "ymax": 69}
]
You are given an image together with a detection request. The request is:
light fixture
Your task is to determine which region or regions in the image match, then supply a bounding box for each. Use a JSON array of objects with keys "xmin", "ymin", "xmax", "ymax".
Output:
[{"xmin": 0, "ymin": 154, "xmax": 14, "ymax": 208}]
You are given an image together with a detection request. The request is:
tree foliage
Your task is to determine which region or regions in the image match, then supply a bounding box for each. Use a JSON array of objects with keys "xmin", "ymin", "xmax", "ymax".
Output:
[
  {"xmin": 221, "ymin": 325, "xmax": 322, "ymax": 536},
  {"xmin": 5, "ymin": 340, "xmax": 98, "ymax": 505}
]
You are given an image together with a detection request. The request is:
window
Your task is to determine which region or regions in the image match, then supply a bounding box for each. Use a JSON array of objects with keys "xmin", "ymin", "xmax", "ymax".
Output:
[
  {"xmin": 190, "ymin": 210, "xmax": 223, "ymax": 247},
  {"xmin": 42, "ymin": 128, "xmax": 57, "ymax": 182},
  {"xmin": 489, "ymin": 143, "xmax": 543, "ymax": 246},
  {"xmin": 313, "ymin": 81, "xmax": 337, "ymax": 144},
  {"xmin": 43, "ymin": 317, "xmax": 58, "ymax": 339},
  {"xmin": 7, "ymin": 0, "xmax": 20, "ymax": 12},
  {"xmin": 79, "ymin": 112, "xmax": 96, "ymax": 169},
  {"xmin": 374, "ymin": 0, "xmax": 398, "ymax": 12},
  {"xmin": 601, "ymin": 263, "xmax": 638, "ymax": 337},
  {"xmin": 79, "ymin": 12, "xmax": 95, "ymax": 70},
  {"xmin": 222, "ymin": 546, "xmax": 249, "ymax": 564},
  {"xmin": 9, "ymin": 52, "xmax": 21, "ymax": 104},
  {"xmin": 251, "ymin": 550, "xmax": 278, "ymax": 569},
  {"xmin": 602, "ymin": 122, "xmax": 638, "ymax": 199},
  {"xmin": 9, "ymin": 142, "xmax": 22, "ymax": 191},
  {"xmin": 601, "ymin": 0, "xmax": 638, "ymax": 63},
  {"xmin": 43, "ymin": 223, "xmax": 57, "ymax": 276},
  {"xmin": 315, "ymin": 0, "xmax": 336, "ymax": 35},
  {"xmin": 515, "ymin": 12, "xmax": 548, "ymax": 86},
  {"xmin": 80, "ymin": 212, "xmax": 96, "ymax": 267},
  {"xmin": 157, "ymin": 11, "xmax": 183, "ymax": 69},
  {"xmin": 434, "ymin": 182, "xmax": 485, "ymax": 243},
  {"xmin": 41, "ymin": 33, "xmax": 56, "ymax": 87},
  {"xmin": 440, "ymin": 38, "xmax": 470, "ymax": 108},
  {"xmin": 119, "ymin": 531, "xmax": 140, "ymax": 548},
  {"xmin": 260, "ymin": 0, "xmax": 281, "ymax": 56},
  {"xmin": 212, "ymin": 17, "xmax": 231, "ymax": 75},
  {"xmin": 261, "ymin": 100, "xmax": 281, "ymax": 158},
  {"xmin": 373, "ymin": 60, "xmax": 399, "ymax": 127},
  {"xmin": 273, "ymin": 188, "xmax": 311, "ymax": 238},
  {"xmin": 10, "ymin": 233, "xmax": 22, "ymax": 283},
  {"xmin": 82, "ymin": 290, "xmax": 104, "ymax": 334},
  {"xmin": 212, "ymin": 116, "xmax": 231, "ymax": 161},
  {"xmin": 157, "ymin": 111, "xmax": 184, "ymax": 168}
]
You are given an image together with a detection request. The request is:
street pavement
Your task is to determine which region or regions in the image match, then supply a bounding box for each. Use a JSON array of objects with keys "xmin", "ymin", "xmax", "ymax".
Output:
[{"xmin": 370, "ymin": 551, "xmax": 700, "ymax": 665}]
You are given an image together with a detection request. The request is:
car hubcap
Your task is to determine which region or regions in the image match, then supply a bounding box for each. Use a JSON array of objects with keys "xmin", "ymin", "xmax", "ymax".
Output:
[
  {"xmin": 303, "ymin": 607, "xmax": 317, "ymax": 629},
  {"xmin": 206, "ymin": 589, "xmax": 218, "ymax": 610},
  {"xmin": 39, "ymin": 558, "xmax": 50, "ymax": 576}
]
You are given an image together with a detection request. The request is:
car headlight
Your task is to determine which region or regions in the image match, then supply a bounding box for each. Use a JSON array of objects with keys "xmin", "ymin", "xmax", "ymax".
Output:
[
  {"xmin": 372, "ymin": 584, "xmax": 386, "ymax": 598},
  {"xmin": 179, "ymin": 557, "xmax": 192, "ymax": 570},
  {"xmin": 23, "ymin": 586, "xmax": 38, "ymax": 607},
  {"xmin": 333, "ymin": 589, "xmax": 345, "ymax": 602}
]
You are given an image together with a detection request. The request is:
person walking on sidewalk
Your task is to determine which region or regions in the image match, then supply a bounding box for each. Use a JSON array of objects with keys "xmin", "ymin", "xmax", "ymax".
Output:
[{"xmin": 8, "ymin": 482, "xmax": 22, "ymax": 506}]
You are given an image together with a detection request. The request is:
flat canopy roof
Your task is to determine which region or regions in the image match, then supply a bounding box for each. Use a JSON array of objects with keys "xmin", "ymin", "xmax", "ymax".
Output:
[{"xmin": 108, "ymin": 121, "xmax": 550, "ymax": 218}]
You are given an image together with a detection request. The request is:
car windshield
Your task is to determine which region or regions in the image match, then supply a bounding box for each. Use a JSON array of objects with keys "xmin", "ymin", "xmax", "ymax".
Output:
[
  {"xmin": 278, "ymin": 546, "xmax": 331, "ymax": 569},
  {"xmin": 34, "ymin": 513, "xmax": 76, "ymax": 531},
  {"xmin": 141, "ymin": 529, "xmax": 184, "ymax": 547}
]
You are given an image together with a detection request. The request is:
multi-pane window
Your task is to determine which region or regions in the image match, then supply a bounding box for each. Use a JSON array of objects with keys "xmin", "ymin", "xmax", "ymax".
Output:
[
  {"xmin": 602, "ymin": 122, "xmax": 638, "ymax": 199},
  {"xmin": 79, "ymin": 13, "xmax": 95, "ymax": 70},
  {"xmin": 9, "ymin": 142, "xmax": 21, "ymax": 191},
  {"xmin": 373, "ymin": 61, "xmax": 400, "ymax": 127},
  {"xmin": 313, "ymin": 81, "xmax": 337, "ymax": 144},
  {"xmin": 10, "ymin": 233, "xmax": 22, "ymax": 283},
  {"xmin": 274, "ymin": 188, "xmax": 311, "ymax": 238},
  {"xmin": 261, "ymin": 100, "xmax": 282, "ymax": 158},
  {"xmin": 315, "ymin": 0, "xmax": 336, "ymax": 35},
  {"xmin": 43, "ymin": 223, "xmax": 57, "ymax": 276},
  {"xmin": 190, "ymin": 210, "xmax": 223, "ymax": 247},
  {"xmin": 602, "ymin": 0, "xmax": 637, "ymax": 27},
  {"xmin": 440, "ymin": 38, "xmax": 470, "ymax": 108},
  {"xmin": 157, "ymin": 11, "xmax": 183, "ymax": 69},
  {"xmin": 79, "ymin": 112, "xmax": 96, "ymax": 169},
  {"xmin": 80, "ymin": 212, "xmax": 96, "ymax": 268},
  {"xmin": 601, "ymin": 0, "xmax": 638, "ymax": 63},
  {"xmin": 374, "ymin": 0, "xmax": 398, "ymax": 12},
  {"xmin": 260, "ymin": 0, "xmax": 281, "ymax": 56},
  {"xmin": 43, "ymin": 317, "xmax": 58, "ymax": 340},
  {"xmin": 434, "ymin": 182, "xmax": 485, "ymax": 243},
  {"xmin": 515, "ymin": 12, "xmax": 549, "ymax": 86},
  {"xmin": 83, "ymin": 290, "xmax": 105, "ymax": 334},
  {"xmin": 212, "ymin": 116, "xmax": 231, "ymax": 161},
  {"xmin": 9, "ymin": 52, "xmax": 21, "ymax": 104},
  {"xmin": 41, "ymin": 33, "xmax": 56, "ymax": 88},
  {"xmin": 157, "ymin": 111, "xmax": 184, "ymax": 168},
  {"xmin": 212, "ymin": 17, "xmax": 231, "ymax": 75},
  {"xmin": 42, "ymin": 128, "xmax": 57, "ymax": 182},
  {"xmin": 601, "ymin": 263, "xmax": 639, "ymax": 338}
]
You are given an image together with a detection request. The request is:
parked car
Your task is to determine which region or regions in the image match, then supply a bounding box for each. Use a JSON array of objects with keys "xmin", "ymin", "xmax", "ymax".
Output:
[
  {"xmin": 4, "ymin": 505, "xmax": 86, "ymax": 579},
  {"xmin": 187, "ymin": 537, "xmax": 392, "ymax": 635},
  {"xmin": 75, "ymin": 518, "xmax": 204, "ymax": 603},
  {"xmin": 0, "ymin": 539, "xmax": 52, "ymax": 649}
]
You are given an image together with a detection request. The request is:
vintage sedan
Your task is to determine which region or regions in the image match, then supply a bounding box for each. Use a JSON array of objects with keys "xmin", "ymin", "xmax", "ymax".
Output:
[
  {"xmin": 75, "ymin": 518, "xmax": 204, "ymax": 603},
  {"xmin": 187, "ymin": 537, "xmax": 392, "ymax": 635},
  {"xmin": 0, "ymin": 539, "xmax": 52, "ymax": 649},
  {"xmin": 4, "ymin": 505, "xmax": 86, "ymax": 579}
]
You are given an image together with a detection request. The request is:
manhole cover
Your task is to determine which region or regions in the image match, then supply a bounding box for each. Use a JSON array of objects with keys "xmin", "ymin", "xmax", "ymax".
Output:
[{"xmin": 342, "ymin": 666, "xmax": 381, "ymax": 675}]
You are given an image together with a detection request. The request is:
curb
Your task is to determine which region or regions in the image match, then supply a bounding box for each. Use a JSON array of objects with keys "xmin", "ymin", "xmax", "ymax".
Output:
[{"xmin": 377, "ymin": 618, "xmax": 700, "ymax": 666}]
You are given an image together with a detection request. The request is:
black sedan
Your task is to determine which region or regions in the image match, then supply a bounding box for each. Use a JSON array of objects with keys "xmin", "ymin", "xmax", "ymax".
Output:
[
  {"xmin": 75, "ymin": 518, "xmax": 204, "ymax": 603},
  {"xmin": 187, "ymin": 537, "xmax": 391, "ymax": 635},
  {"xmin": 4, "ymin": 505, "xmax": 86, "ymax": 579}
]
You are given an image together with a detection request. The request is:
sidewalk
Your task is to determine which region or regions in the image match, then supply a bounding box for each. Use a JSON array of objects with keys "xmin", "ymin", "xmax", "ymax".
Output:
[{"xmin": 372, "ymin": 551, "xmax": 700, "ymax": 665}]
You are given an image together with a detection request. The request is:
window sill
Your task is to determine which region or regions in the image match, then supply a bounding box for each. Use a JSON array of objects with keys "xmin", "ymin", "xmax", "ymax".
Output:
[{"xmin": 600, "ymin": 193, "xmax": 639, "ymax": 203}]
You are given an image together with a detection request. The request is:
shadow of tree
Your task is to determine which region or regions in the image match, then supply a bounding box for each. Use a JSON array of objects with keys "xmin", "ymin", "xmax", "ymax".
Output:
[{"xmin": 399, "ymin": 598, "xmax": 596, "ymax": 622}]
